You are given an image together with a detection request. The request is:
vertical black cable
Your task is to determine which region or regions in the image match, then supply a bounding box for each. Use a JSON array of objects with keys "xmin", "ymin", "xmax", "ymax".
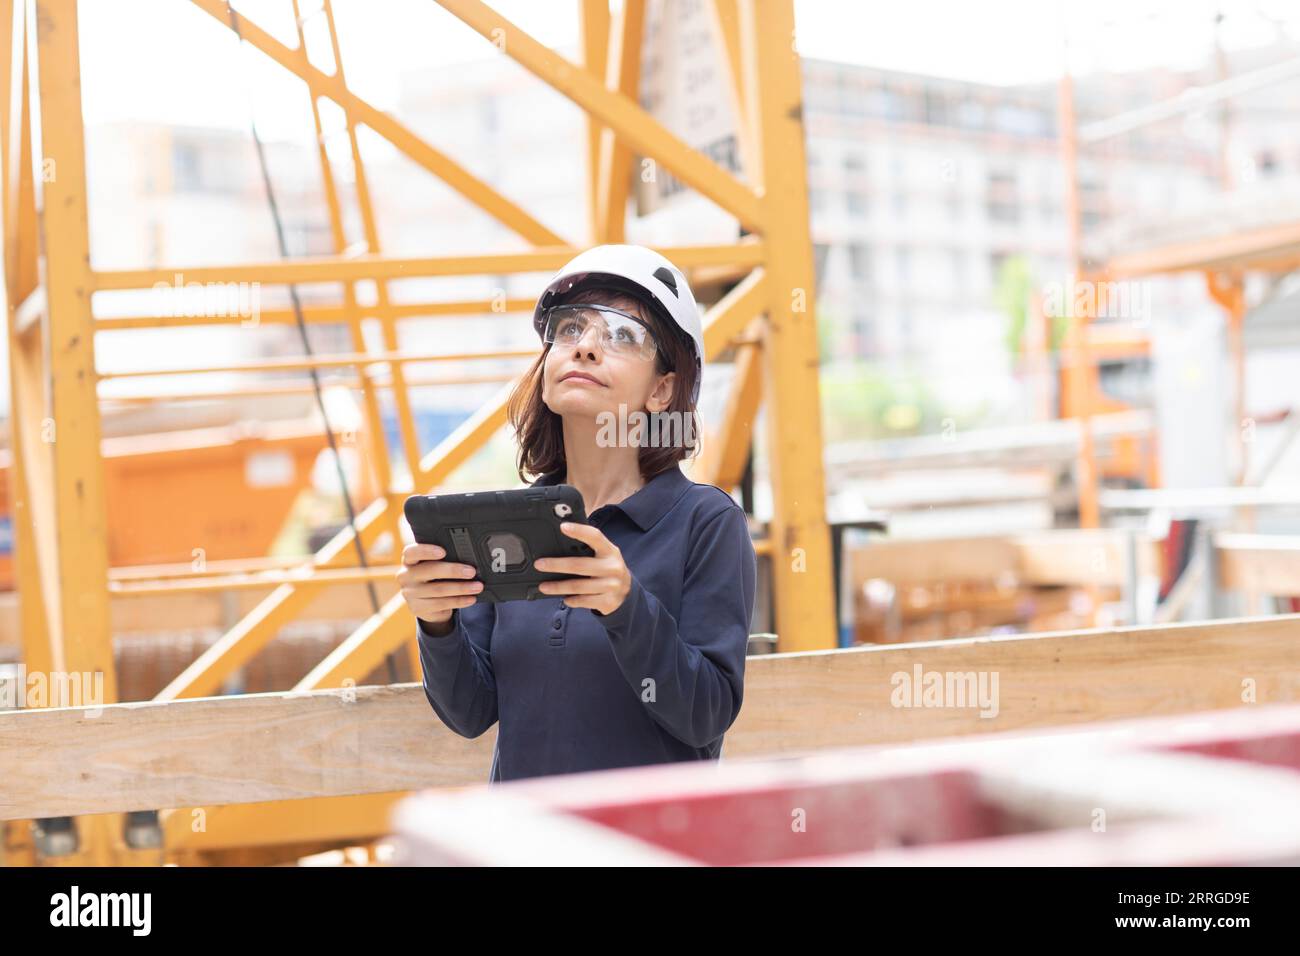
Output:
[{"xmin": 227, "ymin": 2, "xmax": 398, "ymax": 683}]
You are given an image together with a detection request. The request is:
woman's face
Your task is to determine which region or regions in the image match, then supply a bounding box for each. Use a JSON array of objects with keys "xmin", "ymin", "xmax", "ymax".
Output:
[{"xmin": 540, "ymin": 292, "xmax": 676, "ymax": 420}]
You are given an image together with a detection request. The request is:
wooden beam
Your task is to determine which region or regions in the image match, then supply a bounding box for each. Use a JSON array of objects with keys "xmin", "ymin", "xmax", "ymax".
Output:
[
  {"xmin": 0, "ymin": 683, "xmax": 493, "ymax": 821},
  {"xmin": 849, "ymin": 530, "xmax": 1163, "ymax": 588},
  {"xmin": 1217, "ymin": 534, "xmax": 1300, "ymax": 596},
  {"xmin": 851, "ymin": 536, "xmax": 1020, "ymax": 585},
  {"xmin": 728, "ymin": 613, "xmax": 1300, "ymax": 755},
  {"xmin": 4, "ymin": 614, "xmax": 1299, "ymax": 820},
  {"xmin": 1015, "ymin": 529, "xmax": 1162, "ymax": 587}
]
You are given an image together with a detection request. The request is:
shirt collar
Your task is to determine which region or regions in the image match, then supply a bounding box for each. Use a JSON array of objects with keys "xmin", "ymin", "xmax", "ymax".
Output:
[{"xmin": 531, "ymin": 465, "xmax": 690, "ymax": 532}]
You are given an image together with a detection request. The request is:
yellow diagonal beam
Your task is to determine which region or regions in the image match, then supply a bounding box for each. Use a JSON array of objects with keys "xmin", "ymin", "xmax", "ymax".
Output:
[
  {"xmin": 702, "ymin": 318, "xmax": 764, "ymax": 490},
  {"xmin": 437, "ymin": 0, "xmax": 765, "ymax": 233},
  {"xmin": 160, "ymin": 395, "xmax": 514, "ymax": 841},
  {"xmin": 702, "ymin": 266, "xmax": 767, "ymax": 359},
  {"xmin": 189, "ymin": 0, "xmax": 567, "ymax": 247},
  {"xmin": 152, "ymin": 497, "xmax": 391, "ymax": 701},
  {"xmin": 152, "ymin": 382, "xmax": 515, "ymax": 701},
  {"xmin": 295, "ymin": 593, "xmax": 411, "ymax": 691},
  {"xmin": 593, "ymin": 0, "xmax": 644, "ymax": 243}
]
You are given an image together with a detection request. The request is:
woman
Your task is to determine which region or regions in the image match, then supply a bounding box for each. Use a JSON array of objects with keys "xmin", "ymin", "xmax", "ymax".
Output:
[{"xmin": 396, "ymin": 244, "xmax": 758, "ymax": 783}]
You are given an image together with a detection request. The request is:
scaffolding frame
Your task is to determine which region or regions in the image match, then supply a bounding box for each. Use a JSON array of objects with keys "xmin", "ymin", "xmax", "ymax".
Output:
[
  {"xmin": 1057, "ymin": 52, "xmax": 1300, "ymax": 526},
  {"xmin": 1, "ymin": 0, "xmax": 835, "ymax": 864}
]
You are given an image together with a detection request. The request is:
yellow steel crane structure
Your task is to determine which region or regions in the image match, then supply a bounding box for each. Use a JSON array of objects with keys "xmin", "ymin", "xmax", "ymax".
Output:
[{"xmin": 1, "ymin": 0, "xmax": 834, "ymax": 865}]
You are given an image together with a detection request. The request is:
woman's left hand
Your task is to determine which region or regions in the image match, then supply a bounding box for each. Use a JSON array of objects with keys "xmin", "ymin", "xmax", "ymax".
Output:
[{"xmin": 534, "ymin": 521, "xmax": 632, "ymax": 615}]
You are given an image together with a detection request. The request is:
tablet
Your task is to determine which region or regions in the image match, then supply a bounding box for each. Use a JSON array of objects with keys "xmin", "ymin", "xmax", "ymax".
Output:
[{"xmin": 403, "ymin": 483, "xmax": 597, "ymax": 603}]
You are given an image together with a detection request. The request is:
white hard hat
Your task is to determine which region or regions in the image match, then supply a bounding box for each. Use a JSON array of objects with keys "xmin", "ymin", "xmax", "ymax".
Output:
[{"xmin": 533, "ymin": 244, "xmax": 705, "ymax": 405}]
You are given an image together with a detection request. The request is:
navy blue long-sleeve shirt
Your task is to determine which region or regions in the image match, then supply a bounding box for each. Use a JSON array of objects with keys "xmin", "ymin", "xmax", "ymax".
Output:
[{"xmin": 415, "ymin": 463, "xmax": 758, "ymax": 783}]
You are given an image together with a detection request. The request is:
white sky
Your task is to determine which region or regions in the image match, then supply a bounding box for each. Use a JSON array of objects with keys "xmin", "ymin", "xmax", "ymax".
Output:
[{"xmin": 77, "ymin": 0, "xmax": 1300, "ymax": 136}]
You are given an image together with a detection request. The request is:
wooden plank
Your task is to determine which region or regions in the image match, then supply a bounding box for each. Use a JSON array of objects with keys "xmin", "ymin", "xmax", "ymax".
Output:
[
  {"xmin": 1217, "ymin": 533, "xmax": 1300, "ymax": 596},
  {"xmin": 1015, "ymin": 529, "xmax": 1162, "ymax": 587},
  {"xmin": 2, "ymin": 614, "xmax": 1298, "ymax": 820},
  {"xmin": 850, "ymin": 536, "xmax": 1020, "ymax": 583},
  {"xmin": 850, "ymin": 530, "xmax": 1162, "ymax": 588},
  {"xmin": 728, "ymin": 613, "xmax": 1300, "ymax": 755},
  {"xmin": 0, "ymin": 684, "xmax": 493, "ymax": 820}
]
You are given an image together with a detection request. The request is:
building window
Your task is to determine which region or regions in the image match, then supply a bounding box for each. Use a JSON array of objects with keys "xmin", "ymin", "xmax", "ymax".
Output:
[
  {"xmin": 1080, "ymin": 178, "xmax": 1105, "ymax": 229},
  {"xmin": 173, "ymin": 143, "xmax": 202, "ymax": 192},
  {"xmin": 957, "ymin": 99, "xmax": 986, "ymax": 131},
  {"xmin": 993, "ymin": 103, "xmax": 1048, "ymax": 138},
  {"xmin": 924, "ymin": 89, "xmax": 952, "ymax": 127},
  {"xmin": 986, "ymin": 168, "xmax": 1020, "ymax": 223},
  {"xmin": 852, "ymin": 310, "xmax": 873, "ymax": 357},
  {"xmin": 989, "ymin": 251, "xmax": 1010, "ymax": 284},
  {"xmin": 813, "ymin": 243, "xmax": 831, "ymax": 284},
  {"xmin": 849, "ymin": 243, "xmax": 871, "ymax": 282}
]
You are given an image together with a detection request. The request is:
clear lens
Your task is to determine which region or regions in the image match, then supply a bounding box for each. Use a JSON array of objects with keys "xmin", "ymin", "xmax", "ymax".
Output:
[{"xmin": 542, "ymin": 305, "xmax": 657, "ymax": 359}]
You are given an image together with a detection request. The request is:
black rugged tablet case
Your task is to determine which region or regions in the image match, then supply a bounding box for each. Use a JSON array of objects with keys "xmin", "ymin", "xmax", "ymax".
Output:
[{"xmin": 403, "ymin": 484, "xmax": 597, "ymax": 603}]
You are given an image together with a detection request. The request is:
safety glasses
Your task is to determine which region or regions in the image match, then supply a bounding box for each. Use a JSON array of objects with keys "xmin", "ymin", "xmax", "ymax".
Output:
[{"xmin": 541, "ymin": 303, "xmax": 659, "ymax": 361}]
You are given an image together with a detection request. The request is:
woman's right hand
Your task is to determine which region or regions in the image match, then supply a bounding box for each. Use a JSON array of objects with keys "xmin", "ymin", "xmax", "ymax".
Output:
[{"xmin": 397, "ymin": 543, "xmax": 483, "ymax": 631}]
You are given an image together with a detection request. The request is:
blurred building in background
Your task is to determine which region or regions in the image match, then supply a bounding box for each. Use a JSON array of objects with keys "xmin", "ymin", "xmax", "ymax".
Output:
[{"xmin": 71, "ymin": 6, "xmax": 1300, "ymax": 477}]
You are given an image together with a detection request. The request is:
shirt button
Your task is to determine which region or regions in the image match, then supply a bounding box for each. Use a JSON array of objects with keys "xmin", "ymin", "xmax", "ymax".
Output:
[{"xmin": 551, "ymin": 619, "xmax": 562, "ymax": 630}]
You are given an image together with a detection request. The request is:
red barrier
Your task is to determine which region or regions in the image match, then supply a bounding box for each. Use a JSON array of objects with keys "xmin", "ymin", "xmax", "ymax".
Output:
[{"xmin": 390, "ymin": 704, "xmax": 1300, "ymax": 866}]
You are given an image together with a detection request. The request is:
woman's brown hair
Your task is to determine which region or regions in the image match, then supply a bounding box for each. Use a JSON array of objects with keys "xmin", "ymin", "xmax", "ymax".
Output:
[{"xmin": 509, "ymin": 286, "xmax": 700, "ymax": 484}]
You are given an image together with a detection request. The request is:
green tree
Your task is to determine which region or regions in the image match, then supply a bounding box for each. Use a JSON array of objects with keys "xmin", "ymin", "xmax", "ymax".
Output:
[
  {"xmin": 996, "ymin": 254, "xmax": 1068, "ymax": 357},
  {"xmin": 995, "ymin": 254, "xmax": 1034, "ymax": 357}
]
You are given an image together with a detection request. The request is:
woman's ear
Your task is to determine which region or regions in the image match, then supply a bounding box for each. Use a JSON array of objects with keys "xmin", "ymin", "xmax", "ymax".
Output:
[{"xmin": 646, "ymin": 371, "xmax": 676, "ymax": 413}]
